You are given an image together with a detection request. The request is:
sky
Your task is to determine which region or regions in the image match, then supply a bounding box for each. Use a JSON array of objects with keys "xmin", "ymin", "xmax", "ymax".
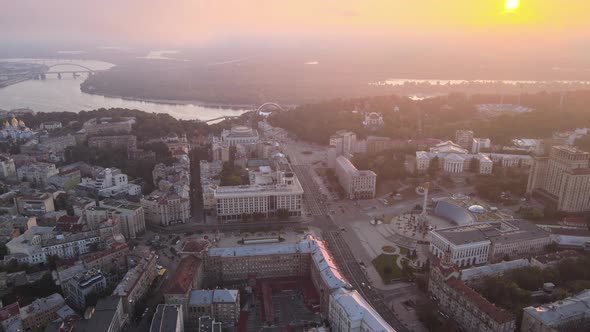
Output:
[{"xmin": 1, "ymin": 0, "xmax": 588, "ymax": 47}]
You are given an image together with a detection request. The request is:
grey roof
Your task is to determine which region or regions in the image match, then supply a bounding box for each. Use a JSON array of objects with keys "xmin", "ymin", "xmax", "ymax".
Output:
[
  {"xmin": 212, "ymin": 289, "xmax": 238, "ymax": 303},
  {"xmin": 189, "ymin": 290, "xmax": 214, "ymax": 306},
  {"xmin": 150, "ymin": 304, "xmax": 182, "ymax": 332},
  {"xmin": 68, "ymin": 296, "xmax": 122, "ymax": 332},
  {"xmin": 523, "ymin": 290, "xmax": 590, "ymax": 326},
  {"xmin": 433, "ymin": 220, "xmax": 548, "ymax": 247},
  {"xmin": 461, "ymin": 259, "xmax": 530, "ymax": 281}
]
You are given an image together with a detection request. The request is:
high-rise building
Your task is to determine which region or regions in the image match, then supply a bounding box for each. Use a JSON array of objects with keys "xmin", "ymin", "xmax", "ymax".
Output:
[
  {"xmin": 527, "ymin": 146, "xmax": 590, "ymax": 213},
  {"xmin": 455, "ymin": 130, "xmax": 474, "ymax": 150}
]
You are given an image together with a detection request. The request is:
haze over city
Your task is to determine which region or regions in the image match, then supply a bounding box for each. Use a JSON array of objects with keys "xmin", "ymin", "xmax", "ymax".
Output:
[{"xmin": 1, "ymin": 1, "xmax": 590, "ymax": 332}]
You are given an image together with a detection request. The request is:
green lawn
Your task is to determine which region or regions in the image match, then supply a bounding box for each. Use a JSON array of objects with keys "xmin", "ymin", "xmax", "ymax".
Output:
[
  {"xmin": 399, "ymin": 247, "xmax": 410, "ymax": 256},
  {"xmin": 372, "ymin": 254, "xmax": 402, "ymax": 284}
]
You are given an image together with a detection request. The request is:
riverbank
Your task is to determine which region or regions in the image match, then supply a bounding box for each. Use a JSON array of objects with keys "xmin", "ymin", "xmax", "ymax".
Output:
[{"xmin": 81, "ymin": 88, "xmax": 257, "ymax": 110}]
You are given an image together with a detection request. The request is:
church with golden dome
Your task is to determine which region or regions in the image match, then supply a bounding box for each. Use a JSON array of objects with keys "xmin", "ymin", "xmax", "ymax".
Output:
[{"xmin": 0, "ymin": 116, "xmax": 33, "ymax": 140}]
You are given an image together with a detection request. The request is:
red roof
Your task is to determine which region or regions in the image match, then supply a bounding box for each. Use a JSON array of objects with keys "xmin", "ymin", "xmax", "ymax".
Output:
[
  {"xmin": 0, "ymin": 302, "xmax": 20, "ymax": 322},
  {"xmin": 182, "ymin": 239, "xmax": 210, "ymax": 253},
  {"xmin": 446, "ymin": 278, "xmax": 514, "ymax": 323},
  {"xmin": 164, "ymin": 256, "xmax": 202, "ymax": 295}
]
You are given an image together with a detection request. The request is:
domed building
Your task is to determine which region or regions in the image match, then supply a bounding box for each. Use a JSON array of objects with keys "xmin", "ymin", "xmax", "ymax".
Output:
[{"xmin": 0, "ymin": 116, "xmax": 33, "ymax": 140}]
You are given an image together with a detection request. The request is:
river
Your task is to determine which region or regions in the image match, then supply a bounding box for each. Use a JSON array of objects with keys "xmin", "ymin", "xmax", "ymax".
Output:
[{"xmin": 0, "ymin": 58, "xmax": 250, "ymax": 121}]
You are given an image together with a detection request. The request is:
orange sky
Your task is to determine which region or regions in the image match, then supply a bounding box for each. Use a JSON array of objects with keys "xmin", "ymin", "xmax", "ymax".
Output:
[{"xmin": 1, "ymin": 0, "xmax": 589, "ymax": 45}]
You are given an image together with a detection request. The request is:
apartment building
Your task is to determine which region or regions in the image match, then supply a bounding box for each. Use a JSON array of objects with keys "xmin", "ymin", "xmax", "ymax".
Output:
[
  {"xmin": 329, "ymin": 288, "xmax": 394, "ymax": 332},
  {"xmin": 112, "ymin": 249, "xmax": 158, "ymax": 316},
  {"xmin": 164, "ymin": 256, "xmax": 203, "ymax": 318},
  {"xmin": 141, "ymin": 190, "xmax": 190, "ymax": 226},
  {"xmin": 86, "ymin": 200, "xmax": 146, "ymax": 239},
  {"xmin": 187, "ymin": 290, "xmax": 240, "ymax": 327},
  {"xmin": 335, "ymin": 156, "xmax": 376, "ymax": 199},
  {"xmin": 63, "ymin": 269, "xmax": 107, "ymax": 310},
  {"xmin": 429, "ymin": 258, "xmax": 516, "ymax": 332},
  {"xmin": 88, "ymin": 135, "xmax": 137, "ymax": 150},
  {"xmin": 521, "ymin": 290, "xmax": 590, "ymax": 332},
  {"xmin": 20, "ymin": 293, "xmax": 67, "ymax": 330},
  {"xmin": 16, "ymin": 193, "xmax": 55, "ymax": 216},
  {"xmin": 16, "ymin": 162, "xmax": 59, "ymax": 186},
  {"xmin": 455, "ymin": 129, "xmax": 474, "ymax": 150}
]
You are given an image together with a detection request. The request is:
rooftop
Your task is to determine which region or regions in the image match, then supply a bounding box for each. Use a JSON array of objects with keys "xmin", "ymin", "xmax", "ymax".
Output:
[
  {"xmin": 150, "ymin": 304, "xmax": 182, "ymax": 332},
  {"xmin": 446, "ymin": 278, "xmax": 515, "ymax": 323},
  {"xmin": 461, "ymin": 259, "xmax": 530, "ymax": 281},
  {"xmin": 164, "ymin": 256, "xmax": 201, "ymax": 295},
  {"xmin": 523, "ymin": 290, "xmax": 590, "ymax": 326},
  {"xmin": 331, "ymin": 288, "xmax": 395, "ymax": 331}
]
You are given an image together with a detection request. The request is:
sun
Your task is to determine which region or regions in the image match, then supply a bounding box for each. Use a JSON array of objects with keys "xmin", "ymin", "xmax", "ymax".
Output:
[{"xmin": 505, "ymin": 0, "xmax": 520, "ymax": 11}]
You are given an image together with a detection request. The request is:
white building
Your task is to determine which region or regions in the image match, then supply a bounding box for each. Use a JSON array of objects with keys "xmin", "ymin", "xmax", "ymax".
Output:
[
  {"xmin": 415, "ymin": 141, "xmax": 493, "ymax": 174},
  {"xmin": 330, "ymin": 130, "xmax": 357, "ymax": 157},
  {"xmin": 86, "ymin": 200, "xmax": 146, "ymax": 240},
  {"xmin": 221, "ymin": 126, "xmax": 259, "ymax": 146},
  {"xmin": 77, "ymin": 167, "xmax": 141, "ymax": 197},
  {"xmin": 141, "ymin": 190, "xmax": 190, "ymax": 226},
  {"xmin": 328, "ymin": 288, "xmax": 394, "ymax": 332},
  {"xmin": 363, "ymin": 112, "xmax": 384, "ymax": 129},
  {"xmin": 214, "ymin": 168, "xmax": 303, "ymax": 222},
  {"xmin": 335, "ymin": 156, "xmax": 376, "ymax": 200},
  {"xmin": 430, "ymin": 220, "xmax": 551, "ymax": 267},
  {"xmin": 471, "ymin": 137, "xmax": 491, "ymax": 153},
  {"xmin": 40, "ymin": 121, "xmax": 62, "ymax": 131},
  {"xmin": 0, "ymin": 154, "xmax": 16, "ymax": 180},
  {"xmin": 16, "ymin": 162, "xmax": 59, "ymax": 186}
]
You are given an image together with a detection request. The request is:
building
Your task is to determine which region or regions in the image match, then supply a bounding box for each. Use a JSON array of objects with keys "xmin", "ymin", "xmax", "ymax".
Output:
[
  {"xmin": 17, "ymin": 162, "xmax": 59, "ymax": 186},
  {"xmin": 141, "ymin": 190, "xmax": 190, "ymax": 226},
  {"xmin": 20, "ymin": 293, "xmax": 67, "ymax": 330},
  {"xmin": 63, "ymin": 269, "xmax": 107, "ymax": 310},
  {"xmin": 430, "ymin": 220, "xmax": 551, "ymax": 267},
  {"xmin": 471, "ymin": 137, "xmax": 491, "ymax": 153},
  {"xmin": 112, "ymin": 249, "xmax": 158, "ymax": 316},
  {"xmin": 150, "ymin": 304, "xmax": 184, "ymax": 332},
  {"xmin": 330, "ymin": 130, "xmax": 357, "ymax": 157},
  {"xmin": 460, "ymin": 259, "xmax": 530, "ymax": 283},
  {"xmin": 429, "ymin": 257, "xmax": 516, "ymax": 332},
  {"xmin": 521, "ymin": 289, "xmax": 590, "ymax": 332},
  {"xmin": 527, "ymin": 145, "xmax": 590, "ymax": 213},
  {"xmin": 16, "ymin": 193, "xmax": 55, "ymax": 216},
  {"xmin": 88, "ymin": 135, "xmax": 137, "ymax": 150},
  {"xmin": 86, "ymin": 200, "xmax": 146, "ymax": 239},
  {"xmin": 48, "ymin": 169, "xmax": 82, "ymax": 190},
  {"xmin": 44, "ymin": 296, "xmax": 127, "ymax": 332},
  {"xmin": 164, "ymin": 256, "xmax": 203, "ymax": 318},
  {"xmin": 77, "ymin": 168, "xmax": 141, "ymax": 198},
  {"xmin": 0, "ymin": 116, "xmax": 34, "ymax": 140},
  {"xmin": 187, "ymin": 290, "xmax": 239, "ymax": 327},
  {"xmin": 82, "ymin": 117, "xmax": 135, "ymax": 135},
  {"xmin": 362, "ymin": 112, "xmax": 384, "ymax": 129},
  {"xmin": 40, "ymin": 121, "xmax": 62, "ymax": 131},
  {"xmin": 530, "ymin": 250, "xmax": 580, "ymax": 269},
  {"xmin": 221, "ymin": 126, "xmax": 259, "ymax": 146},
  {"xmin": 455, "ymin": 129, "xmax": 474, "ymax": 150},
  {"xmin": 415, "ymin": 141, "xmax": 493, "ymax": 175},
  {"xmin": 335, "ymin": 156, "xmax": 376, "ymax": 200},
  {"xmin": 213, "ymin": 167, "xmax": 303, "ymax": 222},
  {"xmin": 328, "ymin": 288, "xmax": 394, "ymax": 332},
  {"xmin": 81, "ymin": 242, "xmax": 130, "ymax": 282},
  {"xmin": 0, "ymin": 154, "xmax": 16, "ymax": 180}
]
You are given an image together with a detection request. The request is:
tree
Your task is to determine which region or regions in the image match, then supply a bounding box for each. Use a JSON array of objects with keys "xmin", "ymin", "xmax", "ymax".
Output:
[
  {"xmin": 428, "ymin": 156, "xmax": 439, "ymax": 177},
  {"xmin": 469, "ymin": 157, "xmax": 480, "ymax": 173}
]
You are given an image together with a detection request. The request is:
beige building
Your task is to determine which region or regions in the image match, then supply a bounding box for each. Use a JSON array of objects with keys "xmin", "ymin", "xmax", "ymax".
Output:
[
  {"xmin": 335, "ymin": 156, "xmax": 376, "ymax": 199},
  {"xmin": 330, "ymin": 130, "xmax": 357, "ymax": 156},
  {"xmin": 187, "ymin": 289, "xmax": 240, "ymax": 327},
  {"xmin": 112, "ymin": 249, "xmax": 158, "ymax": 316},
  {"xmin": 527, "ymin": 145, "xmax": 590, "ymax": 213},
  {"xmin": 20, "ymin": 293, "xmax": 67, "ymax": 330},
  {"xmin": 16, "ymin": 193, "xmax": 55, "ymax": 216},
  {"xmin": 16, "ymin": 162, "xmax": 59, "ymax": 186},
  {"xmin": 141, "ymin": 190, "xmax": 190, "ymax": 226},
  {"xmin": 429, "ymin": 258, "xmax": 516, "ymax": 332},
  {"xmin": 86, "ymin": 200, "xmax": 146, "ymax": 239},
  {"xmin": 521, "ymin": 289, "xmax": 590, "ymax": 332}
]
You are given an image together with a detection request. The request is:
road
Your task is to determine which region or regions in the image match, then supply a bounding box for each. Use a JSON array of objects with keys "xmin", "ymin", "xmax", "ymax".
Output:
[
  {"xmin": 292, "ymin": 165, "xmax": 328, "ymax": 217},
  {"xmin": 324, "ymin": 230, "xmax": 409, "ymax": 332}
]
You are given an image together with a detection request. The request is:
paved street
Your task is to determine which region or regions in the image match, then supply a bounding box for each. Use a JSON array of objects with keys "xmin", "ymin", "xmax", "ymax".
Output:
[{"xmin": 292, "ymin": 164, "xmax": 328, "ymax": 217}]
